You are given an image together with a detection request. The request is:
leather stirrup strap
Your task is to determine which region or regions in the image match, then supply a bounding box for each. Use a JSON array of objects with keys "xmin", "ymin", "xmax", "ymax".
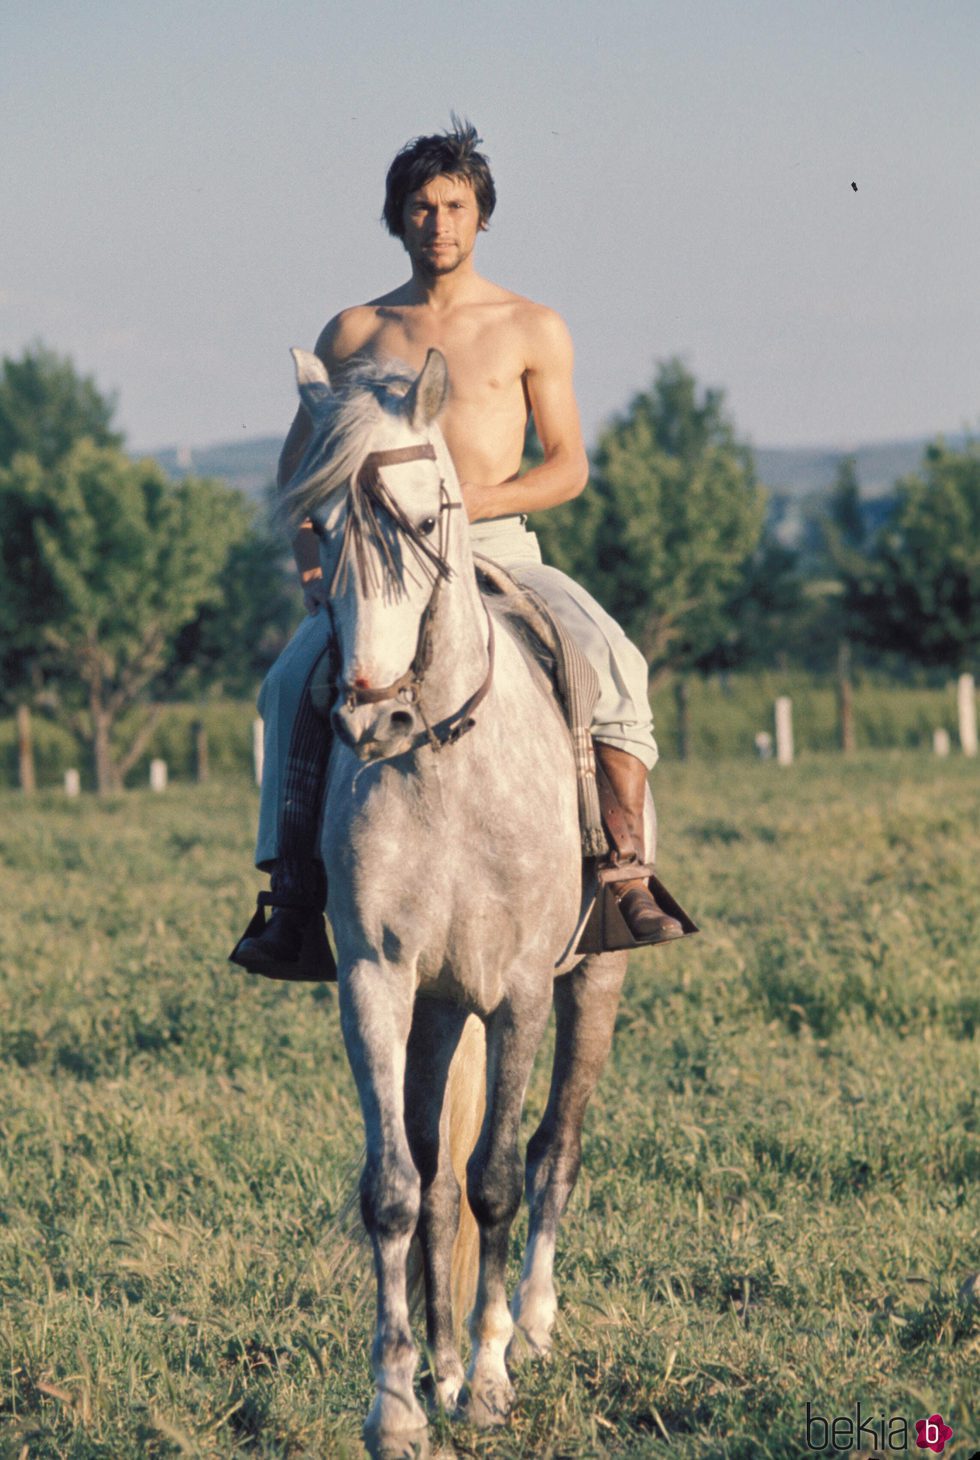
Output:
[{"xmin": 594, "ymin": 757, "xmax": 637, "ymax": 865}]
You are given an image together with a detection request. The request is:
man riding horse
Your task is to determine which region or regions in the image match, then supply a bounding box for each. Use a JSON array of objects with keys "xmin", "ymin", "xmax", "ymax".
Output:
[{"xmin": 233, "ymin": 119, "xmax": 687, "ymax": 976}]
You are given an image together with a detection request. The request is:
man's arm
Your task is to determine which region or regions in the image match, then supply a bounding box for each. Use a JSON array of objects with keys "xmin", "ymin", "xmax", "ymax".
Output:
[{"xmin": 462, "ymin": 308, "xmax": 589, "ymax": 522}]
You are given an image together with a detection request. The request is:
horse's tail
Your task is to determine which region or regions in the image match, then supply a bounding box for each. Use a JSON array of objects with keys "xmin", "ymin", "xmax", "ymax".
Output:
[
  {"xmin": 407, "ymin": 1013, "xmax": 486, "ymax": 1335},
  {"xmin": 447, "ymin": 1014, "xmax": 486, "ymax": 1328}
]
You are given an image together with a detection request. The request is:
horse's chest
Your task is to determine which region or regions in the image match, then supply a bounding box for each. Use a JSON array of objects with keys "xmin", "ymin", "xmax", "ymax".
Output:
[{"xmin": 325, "ymin": 766, "xmax": 577, "ymax": 996}]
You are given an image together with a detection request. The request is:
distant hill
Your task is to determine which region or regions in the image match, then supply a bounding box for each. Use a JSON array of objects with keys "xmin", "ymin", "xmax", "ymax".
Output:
[
  {"xmin": 147, "ymin": 438, "xmax": 282, "ymax": 502},
  {"xmin": 148, "ymin": 429, "xmax": 966, "ymax": 505},
  {"xmin": 146, "ymin": 428, "xmax": 973, "ymax": 553},
  {"xmin": 753, "ymin": 434, "xmax": 968, "ymax": 501},
  {"xmin": 754, "ymin": 435, "xmax": 969, "ymax": 550}
]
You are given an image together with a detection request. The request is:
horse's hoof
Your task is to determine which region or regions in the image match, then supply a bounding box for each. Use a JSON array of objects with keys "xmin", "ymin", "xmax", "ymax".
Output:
[
  {"xmin": 421, "ymin": 1363, "xmax": 464, "ymax": 1416},
  {"xmin": 430, "ymin": 1371, "xmax": 464, "ymax": 1414},
  {"xmin": 363, "ymin": 1422, "xmax": 430, "ymax": 1460},
  {"xmin": 506, "ymin": 1323, "xmax": 553, "ymax": 1365},
  {"xmin": 456, "ymin": 1378, "xmax": 515, "ymax": 1428},
  {"xmin": 364, "ymin": 1393, "xmax": 429, "ymax": 1460}
]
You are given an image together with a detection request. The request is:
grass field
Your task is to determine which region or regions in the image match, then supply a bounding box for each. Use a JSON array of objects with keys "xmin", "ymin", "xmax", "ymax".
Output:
[{"xmin": 1, "ymin": 753, "xmax": 978, "ymax": 1458}]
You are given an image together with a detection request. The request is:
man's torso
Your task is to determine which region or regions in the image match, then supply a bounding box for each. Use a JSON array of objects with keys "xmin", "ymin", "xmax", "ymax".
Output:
[{"xmin": 327, "ymin": 284, "xmax": 547, "ymax": 488}]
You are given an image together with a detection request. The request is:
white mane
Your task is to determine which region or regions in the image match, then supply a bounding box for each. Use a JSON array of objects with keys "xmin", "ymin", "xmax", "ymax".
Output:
[{"xmin": 284, "ymin": 358, "xmax": 417, "ymax": 528}]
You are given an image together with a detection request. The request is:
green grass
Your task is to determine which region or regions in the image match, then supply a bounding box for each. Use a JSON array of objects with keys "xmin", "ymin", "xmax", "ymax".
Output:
[{"xmin": 1, "ymin": 753, "xmax": 978, "ymax": 1457}]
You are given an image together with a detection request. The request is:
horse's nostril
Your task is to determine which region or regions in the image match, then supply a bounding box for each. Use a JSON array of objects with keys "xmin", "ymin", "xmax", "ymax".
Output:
[{"xmin": 390, "ymin": 710, "xmax": 414, "ymax": 731}]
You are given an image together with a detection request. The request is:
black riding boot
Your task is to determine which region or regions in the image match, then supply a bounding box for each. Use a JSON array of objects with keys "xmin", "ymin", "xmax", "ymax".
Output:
[
  {"xmin": 230, "ymin": 857, "xmax": 337, "ymax": 981},
  {"xmin": 230, "ymin": 645, "xmax": 337, "ymax": 981}
]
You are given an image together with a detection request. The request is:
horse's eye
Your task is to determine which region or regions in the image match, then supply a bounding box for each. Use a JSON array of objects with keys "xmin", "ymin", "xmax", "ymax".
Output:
[{"xmin": 418, "ymin": 517, "xmax": 437, "ymax": 537}]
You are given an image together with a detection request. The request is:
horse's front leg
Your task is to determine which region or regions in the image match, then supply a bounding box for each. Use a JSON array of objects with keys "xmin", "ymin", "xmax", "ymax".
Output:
[
  {"xmin": 462, "ymin": 990, "xmax": 552, "ymax": 1428},
  {"xmin": 404, "ymin": 999, "xmax": 471, "ymax": 1414},
  {"xmin": 339, "ymin": 959, "xmax": 428, "ymax": 1456}
]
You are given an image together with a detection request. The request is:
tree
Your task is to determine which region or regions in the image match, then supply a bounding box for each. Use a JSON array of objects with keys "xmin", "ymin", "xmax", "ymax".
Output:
[
  {"xmin": 692, "ymin": 538, "xmax": 803, "ymax": 674},
  {"xmin": 838, "ymin": 439, "xmax": 980, "ymax": 672},
  {"xmin": 0, "ymin": 441, "xmax": 254, "ymax": 791},
  {"xmin": 816, "ymin": 455, "xmax": 869, "ymax": 747},
  {"xmin": 165, "ymin": 515, "xmax": 297, "ymax": 698},
  {"xmin": 0, "ymin": 344, "xmax": 124, "ymax": 733},
  {"xmin": 532, "ymin": 359, "xmax": 765, "ymax": 687},
  {"xmin": 826, "ymin": 455, "xmax": 865, "ymax": 552},
  {"xmin": 0, "ymin": 343, "xmax": 121, "ymax": 471}
]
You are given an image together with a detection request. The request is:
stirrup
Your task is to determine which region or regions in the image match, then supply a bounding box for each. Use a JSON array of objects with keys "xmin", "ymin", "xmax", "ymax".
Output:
[
  {"xmin": 229, "ymin": 892, "xmax": 338, "ymax": 983},
  {"xmin": 576, "ymin": 860, "xmax": 699, "ymax": 954}
]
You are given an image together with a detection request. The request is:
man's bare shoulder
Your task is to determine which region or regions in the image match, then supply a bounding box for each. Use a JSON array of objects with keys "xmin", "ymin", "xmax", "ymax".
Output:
[
  {"xmin": 506, "ymin": 297, "xmax": 575, "ymax": 368},
  {"xmin": 470, "ymin": 281, "xmax": 565, "ymax": 325},
  {"xmin": 314, "ymin": 306, "xmax": 381, "ymax": 369},
  {"xmin": 470, "ymin": 285, "xmax": 573, "ymax": 355}
]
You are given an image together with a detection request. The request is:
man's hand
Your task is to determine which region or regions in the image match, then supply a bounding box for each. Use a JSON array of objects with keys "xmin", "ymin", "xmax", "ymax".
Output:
[
  {"xmin": 460, "ymin": 480, "xmax": 497, "ymax": 523},
  {"xmin": 302, "ymin": 569, "xmax": 331, "ymax": 615}
]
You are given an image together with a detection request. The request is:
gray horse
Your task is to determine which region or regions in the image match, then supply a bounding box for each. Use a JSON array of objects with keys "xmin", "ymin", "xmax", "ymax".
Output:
[{"xmin": 287, "ymin": 346, "xmax": 635, "ymax": 1456}]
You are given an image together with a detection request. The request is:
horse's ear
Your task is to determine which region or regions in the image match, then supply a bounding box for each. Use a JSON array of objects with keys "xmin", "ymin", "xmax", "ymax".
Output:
[
  {"xmin": 405, "ymin": 349, "xmax": 449, "ymax": 429},
  {"xmin": 291, "ymin": 347, "xmax": 332, "ymax": 418}
]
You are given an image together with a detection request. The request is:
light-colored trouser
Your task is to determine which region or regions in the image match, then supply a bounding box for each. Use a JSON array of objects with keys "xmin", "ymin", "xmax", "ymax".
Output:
[
  {"xmin": 470, "ymin": 516, "xmax": 659, "ymax": 770},
  {"xmin": 254, "ymin": 516, "xmax": 658, "ymax": 868}
]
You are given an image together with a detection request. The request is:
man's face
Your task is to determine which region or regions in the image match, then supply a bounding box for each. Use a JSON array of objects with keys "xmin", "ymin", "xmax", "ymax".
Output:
[{"xmin": 402, "ymin": 174, "xmax": 483, "ymax": 277}]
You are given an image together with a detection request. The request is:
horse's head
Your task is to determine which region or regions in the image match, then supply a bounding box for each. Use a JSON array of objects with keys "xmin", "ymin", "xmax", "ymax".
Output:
[{"xmin": 287, "ymin": 347, "xmax": 478, "ymax": 761}]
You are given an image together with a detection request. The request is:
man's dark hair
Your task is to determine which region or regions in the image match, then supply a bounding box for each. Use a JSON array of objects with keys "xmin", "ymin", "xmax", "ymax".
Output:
[{"xmin": 382, "ymin": 116, "xmax": 496, "ymax": 238}]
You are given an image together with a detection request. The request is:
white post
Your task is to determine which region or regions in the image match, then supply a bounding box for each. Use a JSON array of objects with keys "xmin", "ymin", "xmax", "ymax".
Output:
[
  {"xmin": 957, "ymin": 673, "xmax": 977, "ymax": 757},
  {"xmin": 149, "ymin": 758, "xmax": 168, "ymax": 792},
  {"xmin": 253, "ymin": 717, "xmax": 264, "ymax": 787},
  {"xmin": 933, "ymin": 728, "xmax": 951, "ymax": 758},
  {"xmin": 774, "ymin": 696, "xmax": 794, "ymax": 766},
  {"xmin": 64, "ymin": 768, "xmax": 81, "ymax": 797}
]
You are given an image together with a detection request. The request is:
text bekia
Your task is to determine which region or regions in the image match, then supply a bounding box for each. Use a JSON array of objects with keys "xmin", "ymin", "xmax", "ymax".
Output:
[{"xmin": 804, "ymin": 1403, "xmax": 953, "ymax": 1453}]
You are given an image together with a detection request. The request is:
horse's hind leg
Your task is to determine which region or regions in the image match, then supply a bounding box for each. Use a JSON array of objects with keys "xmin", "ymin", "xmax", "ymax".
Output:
[
  {"xmin": 404, "ymin": 999, "xmax": 471, "ymax": 1414},
  {"xmin": 338, "ymin": 960, "xmax": 428, "ymax": 1455},
  {"xmin": 462, "ymin": 990, "xmax": 553, "ymax": 1427},
  {"xmin": 511, "ymin": 950, "xmax": 628, "ymax": 1358}
]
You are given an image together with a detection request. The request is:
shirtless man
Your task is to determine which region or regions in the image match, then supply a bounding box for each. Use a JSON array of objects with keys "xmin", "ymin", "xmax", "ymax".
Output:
[{"xmin": 233, "ymin": 121, "xmax": 682, "ymax": 976}]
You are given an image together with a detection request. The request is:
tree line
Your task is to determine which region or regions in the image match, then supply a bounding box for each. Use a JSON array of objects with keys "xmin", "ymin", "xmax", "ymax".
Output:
[
  {"xmin": 1, "ymin": 345, "xmax": 977, "ymax": 791},
  {"xmin": 0, "ymin": 347, "xmax": 295, "ymax": 792},
  {"xmin": 528, "ymin": 359, "xmax": 979, "ymax": 688}
]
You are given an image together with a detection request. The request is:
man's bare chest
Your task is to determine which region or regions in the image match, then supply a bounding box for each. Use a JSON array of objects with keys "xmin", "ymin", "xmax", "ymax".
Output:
[{"xmin": 365, "ymin": 310, "xmax": 526, "ymax": 405}]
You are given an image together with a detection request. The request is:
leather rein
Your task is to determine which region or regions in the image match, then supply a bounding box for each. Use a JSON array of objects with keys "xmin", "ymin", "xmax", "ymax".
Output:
[{"xmin": 325, "ymin": 444, "xmax": 495, "ymax": 753}]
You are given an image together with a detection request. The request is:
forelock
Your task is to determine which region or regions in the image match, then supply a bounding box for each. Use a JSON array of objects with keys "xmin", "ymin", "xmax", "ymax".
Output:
[{"xmin": 282, "ymin": 359, "xmax": 418, "ymax": 527}]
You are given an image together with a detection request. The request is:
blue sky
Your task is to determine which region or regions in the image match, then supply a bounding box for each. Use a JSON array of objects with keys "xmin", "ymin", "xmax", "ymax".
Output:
[{"xmin": 3, "ymin": 0, "xmax": 978, "ymax": 454}]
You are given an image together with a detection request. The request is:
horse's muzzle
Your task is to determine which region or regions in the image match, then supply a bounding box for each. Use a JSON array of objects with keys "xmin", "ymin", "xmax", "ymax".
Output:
[{"xmin": 331, "ymin": 700, "xmax": 420, "ymax": 760}]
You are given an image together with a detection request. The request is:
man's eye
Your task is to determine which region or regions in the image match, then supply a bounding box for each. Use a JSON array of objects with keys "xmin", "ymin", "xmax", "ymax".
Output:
[{"xmin": 418, "ymin": 517, "xmax": 437, "ymax": 537}]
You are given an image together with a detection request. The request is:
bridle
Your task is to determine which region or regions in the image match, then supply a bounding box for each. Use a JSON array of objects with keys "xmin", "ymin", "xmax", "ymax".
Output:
[{"xmin": 320, "ymin": 443, "xmax": 495, "ymax": 752}]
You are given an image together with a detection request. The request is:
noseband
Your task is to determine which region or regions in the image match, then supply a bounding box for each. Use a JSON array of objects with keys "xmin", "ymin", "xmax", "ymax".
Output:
[{"xmin": 330, "ymin": 445, "xmax": 496, "ymax": 752}]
